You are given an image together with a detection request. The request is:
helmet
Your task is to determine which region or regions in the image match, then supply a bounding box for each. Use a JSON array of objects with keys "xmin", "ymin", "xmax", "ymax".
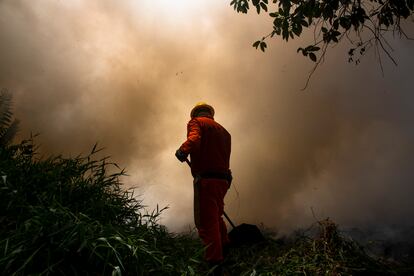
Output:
[{"xmin": 190, "ymin": 102, "xmax": 215, "ymax": 118}]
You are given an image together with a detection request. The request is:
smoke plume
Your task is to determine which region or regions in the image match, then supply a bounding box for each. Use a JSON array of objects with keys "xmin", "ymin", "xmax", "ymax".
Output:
[{"xmin": 1, "ymin": 0, "xmax": 413, "ymax": 232}]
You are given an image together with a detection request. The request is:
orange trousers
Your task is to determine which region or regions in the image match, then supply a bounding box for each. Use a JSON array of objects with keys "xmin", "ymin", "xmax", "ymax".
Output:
[{"xmin": 193, "ymin": 178, "xmax": 230, "ymax": 263}]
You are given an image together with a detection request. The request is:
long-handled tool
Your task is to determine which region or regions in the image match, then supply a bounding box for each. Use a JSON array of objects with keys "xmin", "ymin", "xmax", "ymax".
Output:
[{"xmin": 185, "ymin": 158, "xmax": 264, "ymax": 246}]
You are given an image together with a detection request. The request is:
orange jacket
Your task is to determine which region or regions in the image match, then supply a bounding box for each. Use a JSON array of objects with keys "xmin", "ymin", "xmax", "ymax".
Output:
[{"xmin": 179, "ymin": 115, "xmax": 231, "ymax": 176}]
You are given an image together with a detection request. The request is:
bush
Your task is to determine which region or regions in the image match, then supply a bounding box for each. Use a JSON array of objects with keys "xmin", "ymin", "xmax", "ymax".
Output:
[
  {"xmin": 222, "ymin": 219, "xmax": 412, "ymax": 276},
  {"xmin": 0, "ymin": 139, "xmax": 203, "ymax": 275}
]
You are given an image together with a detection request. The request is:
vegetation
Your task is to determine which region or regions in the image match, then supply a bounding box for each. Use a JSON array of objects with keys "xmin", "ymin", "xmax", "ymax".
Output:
[
  {"xmin": 0, "ymin": 89, "xmax": 19, "ymax": 146},
  {"xmin": 0, "ymin": 92, "xmax": 203, "ymax": 275},
  {"xmin": 0, "ymin": 138, "xmax": 207, "ymax": 275},
  {"xmin": 223, "ymin": 219, "xmax": 414, "ymax": 275},
  {"xmin": 1, "ymin": 94, "xmax": 413, "ymax": 275},
  {"xmin": 230, "ymin": 0, "xmax": 414, "ymax": 85}
]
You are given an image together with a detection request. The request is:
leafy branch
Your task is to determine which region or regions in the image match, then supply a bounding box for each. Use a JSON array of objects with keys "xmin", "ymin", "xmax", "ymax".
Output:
[{"xmin": 231, "ymin": 0, "xmax": 414, "ymax": 86}]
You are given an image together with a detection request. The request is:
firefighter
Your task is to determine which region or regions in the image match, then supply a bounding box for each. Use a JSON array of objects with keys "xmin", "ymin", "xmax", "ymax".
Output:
[{"xmin": 175, "ymin": 102, "xmax": 232, "ymax": 273}]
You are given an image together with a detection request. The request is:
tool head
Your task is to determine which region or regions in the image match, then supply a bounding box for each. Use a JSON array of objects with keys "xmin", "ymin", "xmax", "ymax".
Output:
[{"xmin": 228, "ymin": 223, "xmax": 265, "ymax": 246}]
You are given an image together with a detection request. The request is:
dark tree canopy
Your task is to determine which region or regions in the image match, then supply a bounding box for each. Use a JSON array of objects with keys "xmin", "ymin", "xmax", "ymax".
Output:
[{"xmin": 230, "ymin": 0, "xmax": 413, "ymax": 67}]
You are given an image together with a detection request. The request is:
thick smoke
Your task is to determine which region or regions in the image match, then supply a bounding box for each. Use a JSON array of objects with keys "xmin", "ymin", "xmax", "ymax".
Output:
[{"xmin": 1, "ymin": 0, "xmax": 413, "ymax": 232}]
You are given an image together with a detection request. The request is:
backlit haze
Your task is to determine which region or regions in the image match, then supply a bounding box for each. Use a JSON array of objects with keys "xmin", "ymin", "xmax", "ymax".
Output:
[{"xmin": 1, "ymin": 0, "xmax": 413, "ymax": 233}]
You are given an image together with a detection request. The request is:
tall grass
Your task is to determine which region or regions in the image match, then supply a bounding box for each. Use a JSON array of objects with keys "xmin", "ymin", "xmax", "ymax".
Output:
[
  {"xmin": 0, "ymin": 139, "xmax": 204, "ymax": 275},
  {"xmin": 0, "ymin": 89, "xmax": 19, "ymax": 146},
  {"xmin": 223, "ymin": 219, "xmax": 407, "ymax": 276}
]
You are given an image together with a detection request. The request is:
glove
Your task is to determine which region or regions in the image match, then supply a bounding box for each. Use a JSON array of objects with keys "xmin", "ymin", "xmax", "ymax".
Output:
[
  {"xmin": 227, "ymin": 170, "xmax": 233, "ymax": 185},
  {"xmin": 175, "ymin": 149, "xmax": 188, "ymax": 162},
  {"xmin": 227, "ymin": 174, "xmax": 233, "ymax": 185}
]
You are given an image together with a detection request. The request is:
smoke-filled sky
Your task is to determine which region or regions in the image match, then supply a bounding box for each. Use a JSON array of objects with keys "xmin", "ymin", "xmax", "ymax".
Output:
[{"xmin": 1, "ymin": 0, "xmax": 413, "ymax": 232}]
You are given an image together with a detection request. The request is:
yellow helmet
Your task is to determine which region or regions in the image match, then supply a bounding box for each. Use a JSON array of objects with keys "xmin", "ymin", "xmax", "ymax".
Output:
[{"xmin": 190, "ymin": 102, "xmax": 215, "ymax": 118}]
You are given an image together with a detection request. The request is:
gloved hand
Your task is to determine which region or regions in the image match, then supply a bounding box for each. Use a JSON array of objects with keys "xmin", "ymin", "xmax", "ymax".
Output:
[
  {"xmin": 227, "ymin": 174, "xmax": 233, "ymax": 185},
  {"xmin": 227, "ymin": 170, "xmax": 233, "ymax": 185},
  {"xmin": 175, "ymin": 149, "xmax": 188, "ymax": 162}
]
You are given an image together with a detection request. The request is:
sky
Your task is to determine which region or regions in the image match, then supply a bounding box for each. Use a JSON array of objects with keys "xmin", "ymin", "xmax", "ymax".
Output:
[{"xmin": 1, "ymin": 0, "xmax": 413, "ymax": 233}]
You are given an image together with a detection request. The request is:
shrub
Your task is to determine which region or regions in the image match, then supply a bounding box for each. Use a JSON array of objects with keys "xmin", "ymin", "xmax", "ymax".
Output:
[{"xmin": 0, "ymin": 140, "xmax": 202, "ymax": 275}]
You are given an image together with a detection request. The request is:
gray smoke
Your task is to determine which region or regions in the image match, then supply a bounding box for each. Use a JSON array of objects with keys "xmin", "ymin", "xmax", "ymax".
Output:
[{"xmin": 1, "ymin": 0, "xmax": 413, "ymax": 232}]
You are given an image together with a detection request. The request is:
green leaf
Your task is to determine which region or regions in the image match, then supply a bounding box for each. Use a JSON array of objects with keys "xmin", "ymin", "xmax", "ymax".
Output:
[
  {"xmin": 309, "ymin": 53, "xmax": 317, "ymax": 62},
  {"xmin": 282, "ymin": 29, "xmax": 289, "ymax": 40},
  {"xmin": 274, "ymin": 27, "xmax": 281, "ymax": 35},
  {"xmin": 292, "ymin": 24, "xmax": 302, "ymax": 36},
  {"xmin": 252, "ymin": 40, "xmax": 261, "ymax": 48},
  {"xmin": 301, "ymin": 20, "xmax": 309, "ymax": 27},
  {"xmin": 260, "ymin": 2, "xmax": 268, "ymax": 12},
  {"xmin": 273, "ymin": 17, "xmax": 282, "ymax": 27},
  {"xmin": 260, "ymin": 41, "xmax": 267, "ymax": 52},
  {"xmin": 333, "ymin": 19, "xmax": 339, "ymax": 30}
]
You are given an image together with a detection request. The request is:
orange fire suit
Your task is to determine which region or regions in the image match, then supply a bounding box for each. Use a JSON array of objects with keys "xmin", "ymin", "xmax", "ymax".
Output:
[{"xmin": 179, "ymin": 115, "xmax": 231, "ymax": 263}]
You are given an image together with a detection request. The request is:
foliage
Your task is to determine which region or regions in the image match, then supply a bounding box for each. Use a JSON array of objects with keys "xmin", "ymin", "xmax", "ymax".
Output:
[
  {"xmin": 0, "ymin": 140, "xmax": 204, "ymax": 275},
  {"xmin": 222, "ymin": 219, "xmax": 412, "ymax": 275},
  {"xmin": 230, "ymin": 0, "xmax": 413, "ymax": 67},
  {"xmin": 0, "ymin": 89, "xmax": 19, "ymax": 146}
]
